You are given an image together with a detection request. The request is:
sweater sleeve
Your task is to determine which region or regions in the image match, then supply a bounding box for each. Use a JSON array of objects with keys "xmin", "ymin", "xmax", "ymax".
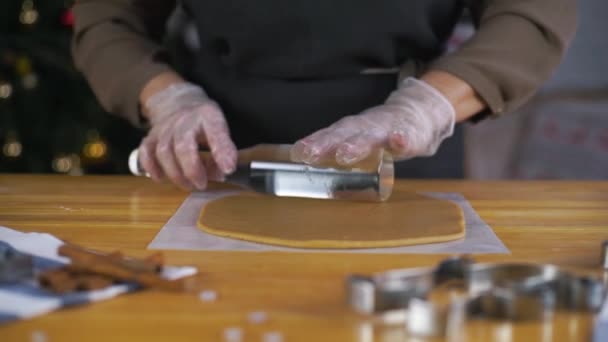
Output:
[
  {"xmin": 429, "ymin": 0, "xmax": 577, "ymax": 120},
  {"xmin": 72, "ymin": 0, "xmax": 177, "ymax": 127}
]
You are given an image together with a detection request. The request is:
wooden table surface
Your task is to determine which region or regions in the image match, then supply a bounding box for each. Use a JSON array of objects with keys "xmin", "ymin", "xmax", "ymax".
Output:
[{"xmin": 1, "ymin": 175, "xmax": 607, "ymax": 342}]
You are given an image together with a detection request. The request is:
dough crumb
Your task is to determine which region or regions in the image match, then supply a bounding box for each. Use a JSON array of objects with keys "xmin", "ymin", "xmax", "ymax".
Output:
[
  {"xmin": 223, "ymin": 326, "xmax": 243, "ymax": 342},
  {"xmin": 247, "ymin": 311, "xmax": 268, "ymax": 324},
  {"xmin": 198, "ymin": 290, "xmax": 218, "ymax": 302},
  {"xmin": 262, "ymin": 331, "xmax": 283, "ymax": 342},
  {"xmin": 31, "ymin": 331, "xmax": 47, "ymax": 342}
]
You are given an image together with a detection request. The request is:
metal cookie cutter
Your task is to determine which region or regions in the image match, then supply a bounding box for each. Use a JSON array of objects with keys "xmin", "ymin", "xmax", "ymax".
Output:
[
  {"xmin": 0, "ymin": 241, "xmax": 34, "ymax": 283},
  {"xmin": 602, "ymin": 240, "xmax": 608, "ymax": 270},
  {"xmin": 347, "ymin": 256, "xmax": 606, "ymax": 337},
  {"xmin": 347, "ymin": 256, "xmax": 472, "ymax": 314},
  {"xmin": 466, "ymin": 262, "xmax": 563, "ymax": 320}
]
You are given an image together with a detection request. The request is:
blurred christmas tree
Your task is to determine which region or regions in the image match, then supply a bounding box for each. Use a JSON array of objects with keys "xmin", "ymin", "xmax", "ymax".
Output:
[{"xmin": 0, "ymin": 0, "xmax": 143, "ymax": 175}]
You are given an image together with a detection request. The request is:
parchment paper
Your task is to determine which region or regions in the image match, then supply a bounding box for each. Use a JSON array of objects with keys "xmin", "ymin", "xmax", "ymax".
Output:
[{"xmin": 147, "ymin": 192, "xmax": 509, "ymax": 254}]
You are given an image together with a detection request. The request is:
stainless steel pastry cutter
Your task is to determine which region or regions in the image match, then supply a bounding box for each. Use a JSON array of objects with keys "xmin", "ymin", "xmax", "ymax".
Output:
[{"xmin": 129, "ymin": 144, "xmax": 394, "ymax": 201}]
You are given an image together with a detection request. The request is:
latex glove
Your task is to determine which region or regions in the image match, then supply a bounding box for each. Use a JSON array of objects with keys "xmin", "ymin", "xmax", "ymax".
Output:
[
  {"xmin": 291, "ymin": 77, "xmax": 456, "ymax": 166},
  {"xmin": 138, "ymin": 82, "xmax": 237, "ymax": 190}
]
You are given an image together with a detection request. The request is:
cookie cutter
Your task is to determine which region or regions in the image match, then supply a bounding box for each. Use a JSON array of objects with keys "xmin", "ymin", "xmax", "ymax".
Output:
[
  {"xmin": 0, "ymin": 241, "xmax": 34, "ymax": 283},
  {"xmin": 347, "ymin": 256, "xmax": 606, "ymax": 337},
  {"xmin": 602, "ymin": 240, "xmax": 608, "ymax": 270}
]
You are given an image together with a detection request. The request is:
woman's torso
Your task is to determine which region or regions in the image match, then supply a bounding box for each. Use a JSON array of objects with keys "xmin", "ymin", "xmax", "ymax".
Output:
[{"xmin": 169, "ymin": 0, "xmax": 466, "ymax": 177}]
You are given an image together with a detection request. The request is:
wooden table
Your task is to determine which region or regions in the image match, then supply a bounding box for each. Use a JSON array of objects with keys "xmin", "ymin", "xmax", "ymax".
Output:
[{"xmin": 1, "ymin": 175, "xmax": 607, "ymax": 341}]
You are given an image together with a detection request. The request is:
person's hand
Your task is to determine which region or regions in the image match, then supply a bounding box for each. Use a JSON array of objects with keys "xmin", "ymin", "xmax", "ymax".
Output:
[
  {"xmin": 138, "ymin": 82, "xmax": 237, "ymax": 191},
  {"xmin": 291, "ymin": 77, "xmax": 456, "ymax": 166}
]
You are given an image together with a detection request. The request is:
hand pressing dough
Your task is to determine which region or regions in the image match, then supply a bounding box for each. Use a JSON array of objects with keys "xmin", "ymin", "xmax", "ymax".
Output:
[{"xmin": 198, "ymin": 192, "xmax": 464, "ymax": 249}]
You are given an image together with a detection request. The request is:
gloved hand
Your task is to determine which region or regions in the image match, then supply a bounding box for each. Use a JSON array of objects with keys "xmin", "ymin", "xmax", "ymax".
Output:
[
  {"xmin": 138, "ymin": 82, "xmax": 237, "ymax": 190},
  {"xmin": 291, "ymin": 77, "xmax": 456, "ymax": 165}
]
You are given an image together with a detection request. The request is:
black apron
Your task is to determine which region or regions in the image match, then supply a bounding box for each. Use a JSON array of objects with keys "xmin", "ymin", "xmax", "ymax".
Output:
[{"xmin": 169, "ymin": 0, "xmax": 466, "ymax": 178}]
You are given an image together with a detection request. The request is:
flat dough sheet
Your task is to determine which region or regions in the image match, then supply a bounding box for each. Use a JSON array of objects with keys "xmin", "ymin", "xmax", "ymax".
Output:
[{"xmin": 197, "ymin": 191, "xmax": 465, "ymax": 248}]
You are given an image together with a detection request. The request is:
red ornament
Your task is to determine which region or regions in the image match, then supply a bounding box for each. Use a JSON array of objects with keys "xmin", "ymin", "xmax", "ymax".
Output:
[{"xmin": 61, "ymin": 8, "xmax": 74, "ymax": 27}]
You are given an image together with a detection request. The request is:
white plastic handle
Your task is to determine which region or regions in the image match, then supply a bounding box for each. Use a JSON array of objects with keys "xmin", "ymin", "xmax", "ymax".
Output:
[{"xmin": 128, "ymin": 148, "xmax": 149, "ymax": 177}]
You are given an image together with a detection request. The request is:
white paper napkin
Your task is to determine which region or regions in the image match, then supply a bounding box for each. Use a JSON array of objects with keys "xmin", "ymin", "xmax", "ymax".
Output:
[{"xmin": 0, "ymin": 226, "xmax": 197, "ymax": 324}]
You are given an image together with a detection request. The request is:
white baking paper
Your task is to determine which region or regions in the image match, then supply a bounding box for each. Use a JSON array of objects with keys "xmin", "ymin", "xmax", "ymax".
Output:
[{"xmin": 147, "ymin": 192, "xmax": 508, "ymax": 254}]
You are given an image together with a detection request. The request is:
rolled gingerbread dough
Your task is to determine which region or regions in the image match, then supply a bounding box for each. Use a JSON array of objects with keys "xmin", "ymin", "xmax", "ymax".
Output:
[{"xmin": 197, "ymin": 191, "xmax": 465, "ymax": 249}]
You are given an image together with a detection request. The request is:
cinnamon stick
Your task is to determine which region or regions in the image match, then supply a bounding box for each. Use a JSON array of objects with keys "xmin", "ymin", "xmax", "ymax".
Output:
[
  {"xmin": 39, "ymin": 268, "xmax": 77, "ymax": 293},
  {"xmin": 57, "ymin": 244, "xmax": 190, "ymax": 292}
]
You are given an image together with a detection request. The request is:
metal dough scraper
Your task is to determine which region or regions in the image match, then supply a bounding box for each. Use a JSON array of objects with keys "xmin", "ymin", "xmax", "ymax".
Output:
[{"xmin": 129, "ymin": 144, "xmax": 394, "ymax": 201}]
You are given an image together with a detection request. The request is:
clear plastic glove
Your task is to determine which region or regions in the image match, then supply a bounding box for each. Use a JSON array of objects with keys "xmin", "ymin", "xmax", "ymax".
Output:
[
  {"xmin": 291, "ymin": 77, "xmax": 456, "ymax": 166},
  {"xmin": 138, "ymin": 82, "xmax": 237, "ymax": 190}
]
